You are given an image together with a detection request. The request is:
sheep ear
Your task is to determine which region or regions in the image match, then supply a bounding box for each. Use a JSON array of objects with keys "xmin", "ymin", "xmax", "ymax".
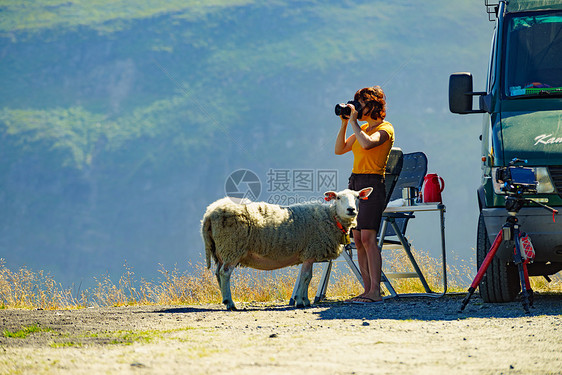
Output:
[
  {"xmin": 358, "ymin": 187, "xmax": 373, "ymax": 200},
  {"xmin": 324, "ymin": 191, "xmax": 337, "ymax": 201}
]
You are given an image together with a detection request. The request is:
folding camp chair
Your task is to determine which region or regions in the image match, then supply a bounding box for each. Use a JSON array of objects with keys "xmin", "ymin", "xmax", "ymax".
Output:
[
  {"xmin": 377, "ymin": 152, "xmax": 433, "ymax": 298},
  {"xmin": 290, "ymin": 148, "xmax": 404, "ymax": 305},
  {"xmin": 311, "ymin": 151, "xmax": 443, "ymax": 303}
]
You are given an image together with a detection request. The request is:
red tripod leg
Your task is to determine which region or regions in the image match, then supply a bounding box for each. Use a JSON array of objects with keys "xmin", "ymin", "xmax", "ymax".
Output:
[
  {"xmin": 523, "ymin": 261, "xmax": 531, "ymax": 289},
  {"xmin": 514, "ymin": 240, "xmax": 531, "ymax": 314},
  {"xmin": 459, "ymin": 230, "xmax": 503, "ymax": 312},
  {"xmin": 470, "ymin": 230, "xmax": 504, "ymax": 289},
  {"xmin": 522, "ymin": 260, "xmax": 534, "ymax": 306}
]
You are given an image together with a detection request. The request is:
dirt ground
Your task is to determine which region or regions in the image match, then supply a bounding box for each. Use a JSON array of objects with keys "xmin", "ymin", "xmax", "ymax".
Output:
[{"xmin": 1, "ymin": 293, "xmax": 561, "ymax": 375}]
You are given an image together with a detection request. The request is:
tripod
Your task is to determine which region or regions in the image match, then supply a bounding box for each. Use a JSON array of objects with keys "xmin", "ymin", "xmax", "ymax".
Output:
[{"xmin": 459, "ymin": 195, "xmax": 558, "ymax": 314}]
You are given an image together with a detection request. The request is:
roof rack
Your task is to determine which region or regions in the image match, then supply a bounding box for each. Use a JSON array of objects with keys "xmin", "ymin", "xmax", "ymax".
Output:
[{"xmin": 485, "ymin": 0, "xmax": 500, "ymax": 21}]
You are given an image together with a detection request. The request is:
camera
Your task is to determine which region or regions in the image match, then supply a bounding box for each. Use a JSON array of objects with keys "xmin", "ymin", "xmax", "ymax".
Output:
[
  {"xmin": 495, "ymin": 165, "xmax": 538, "ymax": 196},
  {"xmin": 335, "ymin": 100, "xmax": 363, "ymax": 119}
]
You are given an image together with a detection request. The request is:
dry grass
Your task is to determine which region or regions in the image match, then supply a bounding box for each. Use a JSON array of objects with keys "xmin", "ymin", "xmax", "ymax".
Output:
[
  {"xmin": 380, "ymin": 246, "xmax": 472, "ymax": 294},
  {"xmin": 1, "ymin": 250, "xmax": 561, "ymax": 310},
  {"xmin": 0, "ymin": 259, "xmax": 84, "ymax": 310}
]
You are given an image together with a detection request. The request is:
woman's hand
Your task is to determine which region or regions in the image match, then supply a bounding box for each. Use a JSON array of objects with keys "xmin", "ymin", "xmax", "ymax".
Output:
[{"xmin": 348, "ymin": 103, "xmax": 359, "ymax": 122}]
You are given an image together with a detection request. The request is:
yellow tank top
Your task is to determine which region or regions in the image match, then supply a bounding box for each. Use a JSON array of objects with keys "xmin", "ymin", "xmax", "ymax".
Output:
[{"xmin": 351, "ymin": 121, "xmax": 395, "ymax": 175}]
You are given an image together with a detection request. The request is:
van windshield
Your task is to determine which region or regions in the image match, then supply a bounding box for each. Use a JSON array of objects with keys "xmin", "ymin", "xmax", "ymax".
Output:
[{"xmin": 505, "ymin": 12, "xmax": 562, "ymax": 97}]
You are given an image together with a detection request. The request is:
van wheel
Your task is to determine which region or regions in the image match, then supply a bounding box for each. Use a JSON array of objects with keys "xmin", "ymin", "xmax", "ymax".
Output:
[{"xmin": 476, "ymin": 213, "xmax": 520, "ymax": 302}]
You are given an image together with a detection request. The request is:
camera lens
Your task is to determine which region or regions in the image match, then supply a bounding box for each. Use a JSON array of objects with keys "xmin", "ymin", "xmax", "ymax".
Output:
[
  {"xmin": 334, "ymin": 101, "xmax": 362, "ymax": 119},
  {"xmin": 335, "ymin": 104, "xmax": 350, "ymax": 117}
]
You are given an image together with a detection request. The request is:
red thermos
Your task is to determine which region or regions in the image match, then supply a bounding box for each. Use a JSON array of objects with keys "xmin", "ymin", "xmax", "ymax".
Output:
[{"xmin": 422, "ymin": 173, "xmax": 445, "ymax": 203}]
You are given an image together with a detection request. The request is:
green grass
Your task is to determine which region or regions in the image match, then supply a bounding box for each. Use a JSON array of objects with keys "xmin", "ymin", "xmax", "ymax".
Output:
[
  {"xmin": 3, "ymin": 324, "xmax": 52, "ymax": 338},
  {"xmin": 48, "ymin": 327, "xmax": 200, "ymax": 348}
]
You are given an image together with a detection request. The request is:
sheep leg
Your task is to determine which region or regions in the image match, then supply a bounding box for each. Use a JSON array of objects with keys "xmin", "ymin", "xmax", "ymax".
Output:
[
  {"xmin": 214, "ymin": 262, "xmax": 222, "ymax": 286},
  {"xmin": 294, "ymin": 260, "xmax": 314, "ymax": 308},
  {"xmin": 218, "ymin": 264, "xmax": 237, "ymax": 311}
]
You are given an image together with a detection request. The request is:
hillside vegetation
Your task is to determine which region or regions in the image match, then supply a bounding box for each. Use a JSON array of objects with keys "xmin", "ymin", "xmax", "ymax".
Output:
[{"xmin": 0, "ymin": 1, "xmax": 490, "ymax": 286}]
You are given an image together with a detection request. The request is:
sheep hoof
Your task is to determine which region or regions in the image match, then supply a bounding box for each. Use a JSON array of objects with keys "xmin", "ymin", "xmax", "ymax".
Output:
[{"xmin": 224, "ymin": 300, "xmax": 237, "ymax": 311}]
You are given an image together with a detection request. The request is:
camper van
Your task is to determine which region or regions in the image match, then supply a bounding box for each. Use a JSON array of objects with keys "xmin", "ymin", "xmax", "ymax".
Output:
[{"xmin": 449, "ymin": 0, "xmax": 562, "ymax": 302}]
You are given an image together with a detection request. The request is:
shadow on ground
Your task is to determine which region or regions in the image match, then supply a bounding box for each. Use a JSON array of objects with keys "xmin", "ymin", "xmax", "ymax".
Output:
[
  {"xmin": 312, "ymin": 293, "xmax": 562, "ymax": 321},
  {"xmin": 154, "ymin": 293, "xmax": 562, "ymax": 321}
]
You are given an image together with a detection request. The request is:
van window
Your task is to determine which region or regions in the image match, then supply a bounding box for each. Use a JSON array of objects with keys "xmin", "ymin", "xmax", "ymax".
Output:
[
  {"xmin": 487, "ymin": 27, "xmax": 497, "ymax": 92},
  {"xmin": 504, "ymin": 12, "xmax": 562, "ymax": 97}
]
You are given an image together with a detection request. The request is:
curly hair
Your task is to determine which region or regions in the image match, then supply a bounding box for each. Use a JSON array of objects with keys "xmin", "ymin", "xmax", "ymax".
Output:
[{"xmin": 354, "ymin": 86, "xmax": 386, "ymax": 120}]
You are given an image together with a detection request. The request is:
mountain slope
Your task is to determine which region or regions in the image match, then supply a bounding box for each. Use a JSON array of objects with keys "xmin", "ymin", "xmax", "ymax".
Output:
[{"xmin": 0, "ymin": 0, "xmax": 491, "ymax": 286}]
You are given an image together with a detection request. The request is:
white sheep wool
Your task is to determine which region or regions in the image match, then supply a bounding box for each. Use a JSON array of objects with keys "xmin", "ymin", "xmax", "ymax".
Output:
[{"xmin": 200, "ymin": 188, "xmax": 372, "ymax": 310}]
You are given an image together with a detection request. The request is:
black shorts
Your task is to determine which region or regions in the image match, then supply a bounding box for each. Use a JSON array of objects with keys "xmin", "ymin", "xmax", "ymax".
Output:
[{"xmin": 348, "ymin": 173, "xmax": 386, "ymax": 231}]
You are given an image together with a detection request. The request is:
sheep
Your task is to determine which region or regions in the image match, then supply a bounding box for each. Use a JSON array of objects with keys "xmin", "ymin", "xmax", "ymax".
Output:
[{"xmin": 201, "ymin": 187, "xmax": 373, "ymax": 310}]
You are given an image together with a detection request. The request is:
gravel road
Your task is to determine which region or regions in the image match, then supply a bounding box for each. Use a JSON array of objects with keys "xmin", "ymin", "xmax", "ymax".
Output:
[{"xmin": 1, "ymin": 293, "xmax": 561, "ymax": 374}]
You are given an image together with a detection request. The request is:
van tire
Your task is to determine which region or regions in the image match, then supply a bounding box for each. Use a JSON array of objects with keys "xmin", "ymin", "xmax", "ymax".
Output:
[{"xmin": 476, "ymin": 213, "xmax": 520, "ymax": 302}]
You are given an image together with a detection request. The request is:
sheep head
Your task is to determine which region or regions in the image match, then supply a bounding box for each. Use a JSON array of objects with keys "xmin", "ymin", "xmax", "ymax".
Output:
[{"xmin": 324, "ymin": 187, "xmax": 373, "ymax": 220}]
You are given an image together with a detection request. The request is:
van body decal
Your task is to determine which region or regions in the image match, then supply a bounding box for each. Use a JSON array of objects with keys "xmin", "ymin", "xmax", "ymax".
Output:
[{"xmin": 535, "ymin": 134, "xmax": 562, "ymax": 146}]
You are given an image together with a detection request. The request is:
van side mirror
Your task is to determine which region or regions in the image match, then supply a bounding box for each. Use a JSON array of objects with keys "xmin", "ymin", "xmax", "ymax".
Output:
[{"xmin": 449, "ymin": 72, "xmax": 487, "ymax": 114}]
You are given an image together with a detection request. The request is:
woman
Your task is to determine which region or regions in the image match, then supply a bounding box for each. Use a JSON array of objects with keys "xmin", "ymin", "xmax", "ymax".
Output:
[{"xmin": 334, "ymin": 86, "xmax": 395, "ymax": 303}]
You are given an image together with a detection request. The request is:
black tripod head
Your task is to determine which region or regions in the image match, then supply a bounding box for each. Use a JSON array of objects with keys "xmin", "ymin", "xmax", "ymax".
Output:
[{"xmin": 505, "ymin": 196, "xmax": 527, "ymax": 214}]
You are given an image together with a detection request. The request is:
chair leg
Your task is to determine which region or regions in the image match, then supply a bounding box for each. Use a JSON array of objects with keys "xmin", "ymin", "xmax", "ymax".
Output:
[
  {"xmin": 289, "ymin": 266, "xmax": 303, "ymax": 306},
  {"xmin": 378, "ymin": 218, "xmax": 398, "ymax": 298},
  {"xmin": 314, "ymin": 261, "xmax": 332, "ymax": 304},
  {"xmin": 381, "ymin": 270, "xmax": 398, "ymax": 298},
  {"xmin": 341, "ymin": 249, "xmax": 363, "ymax": 287},
  {"xmin": 378, "ymin": 219, "xmax": 389, "ymax": 249}
]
